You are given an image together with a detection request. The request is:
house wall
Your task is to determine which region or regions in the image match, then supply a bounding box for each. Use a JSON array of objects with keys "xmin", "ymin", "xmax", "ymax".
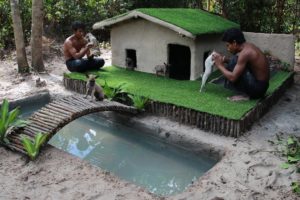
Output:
[
  {"xmin": 110, "ymin": 18, "xmax": 196, "ymax": 79},
  {"xmin": 194, "ymin": 34, "xmax": 227, "ymax": 79},
  {"xmin": 244, "ymin": 32, "xmax": 295, "ymax": 68}
]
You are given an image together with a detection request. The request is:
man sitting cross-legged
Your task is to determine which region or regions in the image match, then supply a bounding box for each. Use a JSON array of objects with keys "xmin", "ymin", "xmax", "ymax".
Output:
[
  {"xmin": 213, "ymin": 28, "xmax": 270, "ymax": 101},
  {"xmin": 63, "ymin": 21, "xmax": 104, "ymax": 72}
]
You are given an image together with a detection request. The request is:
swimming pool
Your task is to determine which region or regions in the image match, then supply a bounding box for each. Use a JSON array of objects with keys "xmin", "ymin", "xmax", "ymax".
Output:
[
  {"xmin": 48, "ymin": 112, "xmax": 218, "ymax": 196},
  {"xmin": 15, "ymin": 93, "xmax": 219, "ymax": 196}
]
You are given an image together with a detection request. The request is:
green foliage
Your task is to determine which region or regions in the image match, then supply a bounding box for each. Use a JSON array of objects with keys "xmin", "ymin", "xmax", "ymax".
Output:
[
  {"xmin": 21, "ymin": 132, "xmax": 49, "ymax": 160},
  {"xmin": 128, "ymin": 94, "xmax": 149, "ymax": 110},
  {"xmin": 280, "ymin": 61, "xmax": 292, "ymax": 72},
  {"xmin": 296, "ymin": 40, "xmax": 300, "ymax": 56},
  {"xmin": 130, "ymin": 0, "xmax": 189, "ymax": 8},
  {"xmin": 292, "ymin": 182, "xmax": 300, "ymax": 195},
  {"xmin": 275, "ymin": 135, "xmax": 300, "ymax": 195},
  {"xmin": 65, "ymin": 66, "xmax": 292, "ymax": 120},
  {"xmin": 1, "ymin": 0, "xmax": 132, "ymax": 48},
  {"xmin": 103, "ymin": 80, "xmax": 126, "ymax": 101},
  {"xmin": 0, "ymin": 0, "xmax": 31, "ymax": 49},
  {"xmin": 1, "ymin": 0, "xmax": 299, "ymax": 49},
  {"xmin": 224, "ymin": 0, "xmax": 299, "ymax": 33},
  {"xmin": 0, "ymin": 99, "xmax": 28, "ymax": 145}
]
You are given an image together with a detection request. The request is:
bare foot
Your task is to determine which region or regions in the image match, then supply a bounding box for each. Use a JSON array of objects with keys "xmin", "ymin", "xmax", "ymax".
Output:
[{"xmin": 227, "ymin": 95, "xmax": 249, "ymax": 102}]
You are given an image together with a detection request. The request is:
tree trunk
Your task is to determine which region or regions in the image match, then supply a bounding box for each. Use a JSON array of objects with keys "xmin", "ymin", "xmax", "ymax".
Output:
[
  {"xmin": 292, "ymin": 0, "xmax": 300, "ymax": 34},
  {"xmin": 220, "ymin": 0, "xmax": 227, "ymax": 17},
  {"xmin": 275, "ymin": 0, "xmax": 286, "ymax": 33},
  {"xmin": 207, "ymin": 0, "xmax": 211, "ymax": 11},
  {"xmin": 9, "ymin": 0, "xmax": 29, "ymax": 73},
  {"xmin": 31, "ymin": 0, "xmax": 45, "ymax": 72}
]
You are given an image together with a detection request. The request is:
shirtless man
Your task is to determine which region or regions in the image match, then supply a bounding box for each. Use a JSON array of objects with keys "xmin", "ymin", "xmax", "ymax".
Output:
[
  {"xmin": 63, "ymin": 21, "xmax": 104, "ymax": 72},
  {"xmin": 213, "ymin": 28, "xmax": 270, "ymax": 101}
]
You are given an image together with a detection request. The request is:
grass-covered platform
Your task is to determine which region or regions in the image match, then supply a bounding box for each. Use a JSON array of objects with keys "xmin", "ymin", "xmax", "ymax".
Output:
[{"xmin": 63, "ymin": 66, "xmax": 294, "ymax": 137}]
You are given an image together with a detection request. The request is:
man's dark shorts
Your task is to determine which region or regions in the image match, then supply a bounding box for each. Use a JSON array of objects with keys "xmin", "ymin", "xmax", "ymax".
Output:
[
  {"xmin": 66, "ymin": 57, "xmax": 105, "ymax": 73},
  {"xmin": 225, "ymin": 55, "xmax": 269, "ymax": 99}
]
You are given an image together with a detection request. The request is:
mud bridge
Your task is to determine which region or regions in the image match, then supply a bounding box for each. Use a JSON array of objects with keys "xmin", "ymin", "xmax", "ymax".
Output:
[{"xmin": 7, "ymin": 95, "xmax": 137, "ymax": 154}]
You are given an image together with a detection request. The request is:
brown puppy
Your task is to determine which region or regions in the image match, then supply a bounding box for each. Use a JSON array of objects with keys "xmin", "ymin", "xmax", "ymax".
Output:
[{"xmin": 85, "ymin": 74, "xmax": 104, "ymax": 101}]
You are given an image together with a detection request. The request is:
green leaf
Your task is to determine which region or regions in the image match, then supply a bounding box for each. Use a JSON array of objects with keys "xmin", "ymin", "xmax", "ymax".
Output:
[
  {"xmin": 21, "ymin": 136, "xmax": 36, "ymax": 160},
  {"xmin": 34, "ymin": 132, "xmax": 48, "ymax": 150},
  {"xmin": 3, "ymin": 137, "xmax": 10, "ymax": 144},
  {"xmin": 129, "ymin": 94, "xmax": 149, "ymax": 110},
  {"xmin": 291, "ymin": 182, "xmax": 300, "ymax": 194},
  {"xmin": 288, "ymin": 136, "xmax": 295, "ymax": 145},
  {"xmin": 0, "ymin": 119, "xmax": 6, "ymax": 139},
  {"xmin": 12, "ymin": 120, "xmax": 29, "ymax": 128},
  {"xmin": 0, "ymin": 99, "xmax": 9, "ymax": 140},
  {"xmin": 288, "ymin": 155, "xmax": 300, "ymax": 163},
  {"xmin": 0, "ymin": 99, "xmax": 9, "ymax": 122},
  {"xmin": 21, "ymin": 133, "xmax": 48, "ymax": 160},
  {"xmin": 7, "ymin": 107, "xmax": 20, "ymax": 125},
  {"xmin": 280, "ymin": 162, "xmax": 291, "ymax": 169}
]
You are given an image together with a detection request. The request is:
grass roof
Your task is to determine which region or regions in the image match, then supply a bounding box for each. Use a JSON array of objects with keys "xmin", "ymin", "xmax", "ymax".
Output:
[
  {"xmin": 93, "ymin": 8, "xmax": 239, "ymax": 37},
  {"xmin": 65, "ymin": 66, "xmax": 292, "ymax": 120},
  {"xmin": 137, "ymin": 8, "xmax": 239, "ymax": 36}
]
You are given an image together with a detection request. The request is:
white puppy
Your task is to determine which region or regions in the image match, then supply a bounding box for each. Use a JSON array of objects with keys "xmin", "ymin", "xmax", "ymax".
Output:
[{"xmin": 200, "ymin": 51, "xmax": 217, "ymax": 92}]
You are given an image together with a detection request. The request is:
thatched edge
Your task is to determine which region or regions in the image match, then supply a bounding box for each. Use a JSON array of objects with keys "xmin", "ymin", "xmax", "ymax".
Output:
[{"xmin": 63, "ymin": 73, "xmax": 294, "ymax": 137}]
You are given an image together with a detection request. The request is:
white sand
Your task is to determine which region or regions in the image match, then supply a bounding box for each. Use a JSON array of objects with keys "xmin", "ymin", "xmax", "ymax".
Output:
[{"xmin": 0, "ymin": 43, "xmax": 300, "ymax": 200}]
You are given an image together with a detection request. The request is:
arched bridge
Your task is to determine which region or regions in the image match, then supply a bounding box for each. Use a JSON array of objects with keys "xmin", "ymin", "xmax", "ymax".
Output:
[{"xmin": 6, "ymin": 95, "xmax": 137, "ymax": 154}]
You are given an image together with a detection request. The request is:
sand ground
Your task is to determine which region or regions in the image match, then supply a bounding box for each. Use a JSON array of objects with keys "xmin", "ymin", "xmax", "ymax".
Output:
[{"xmin": 0, "ymin": 42, "xmax": 300, "ymax": 200}]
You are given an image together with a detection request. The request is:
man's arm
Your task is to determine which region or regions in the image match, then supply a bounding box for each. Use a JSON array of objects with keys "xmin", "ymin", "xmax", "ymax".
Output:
[
  {"xmin": 214, "ymin": 53, "xmax": 247, "ymax": 82},
  {"xmin": 65, "ymin": 40, "xmax": 92, "ymax": 59}
]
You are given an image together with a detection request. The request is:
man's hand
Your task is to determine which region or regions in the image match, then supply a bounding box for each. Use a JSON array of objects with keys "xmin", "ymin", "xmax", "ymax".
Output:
[
  {"xmin": 86, "ymin": 42, "xmax": 94, "ymax": 48},
  {"xmin": 88, "ymin": 54, "xmax": 94, "ymax": 60},
  {"xmin": 212, "ymin": 52, "xmax": 224, "ymax": 67}
]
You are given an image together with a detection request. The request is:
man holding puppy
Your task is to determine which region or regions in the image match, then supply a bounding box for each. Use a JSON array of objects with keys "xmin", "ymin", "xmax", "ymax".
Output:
[
  {"xmin": 213, "ymin": 28, "xmax": 269, "ymax": 101},
  {"xmin": 63, "ymin": 21, "xmax": 104, "ymax": 72}
]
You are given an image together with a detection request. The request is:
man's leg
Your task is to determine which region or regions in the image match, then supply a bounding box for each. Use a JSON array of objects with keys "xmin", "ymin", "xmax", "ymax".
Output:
[
  {"xmin": 239, "ymin": 71, "xmax": 269, "ymax": 99},
  {"xmin": 86, "ymin": 58, "xmax": 105, "ymax": 71},
  {"xmin": 66, "ymin": 59, "xmax": 89, "ymax": 72},
  {"xmin": 224, "ymin": 56, "xmax": 246, "ymax": 92},
  {"xmin": 224, "ymin": 56, "xmax": 250, "ymax": 101}
]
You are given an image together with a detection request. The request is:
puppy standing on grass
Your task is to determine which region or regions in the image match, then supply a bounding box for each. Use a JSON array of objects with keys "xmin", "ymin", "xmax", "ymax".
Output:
[{"xmin": 85, "ymin": 74, "xmax": 104, "ymax": 101}]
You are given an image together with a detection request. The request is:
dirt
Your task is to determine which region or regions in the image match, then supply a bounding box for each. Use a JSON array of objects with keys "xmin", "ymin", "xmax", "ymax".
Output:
[{"xmin": 0, "ymin": 40, "xmax": 300, "ymax": 200}]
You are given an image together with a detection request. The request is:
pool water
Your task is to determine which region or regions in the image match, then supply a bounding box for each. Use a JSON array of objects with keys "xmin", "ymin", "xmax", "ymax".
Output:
[
  {"xmin": 19, "ymin": 101, "xmax": 48, "ymax": 118},
  {"xmin": 47, "ymin": 113, "xmax": 218, "ymax": 196}
]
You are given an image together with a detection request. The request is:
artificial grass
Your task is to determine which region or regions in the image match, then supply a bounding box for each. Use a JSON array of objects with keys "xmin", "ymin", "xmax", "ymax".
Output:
[
  {"xmin": 98, "ymin": 8, "xmax": 239, "ymax": 36},
  {"xmin": 137, "ymin": 8, "xmax": 239, "ymax": 36},
  {"xmin": 65, "ymin": 66, "xmax": 292, "ymax": 120}
]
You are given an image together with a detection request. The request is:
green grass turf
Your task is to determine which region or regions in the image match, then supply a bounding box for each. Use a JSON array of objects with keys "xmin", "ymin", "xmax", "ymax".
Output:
[
  {"xmin": 65, "ymin": 66, "xmax": 292, "ymax": 120},
  {"xmin": 102, "ymin": 8, "xmax": 239, "ymax": 36},
  {"xmin": 137, "ymin": 8, "xmax": 239, "ymax": 35}
]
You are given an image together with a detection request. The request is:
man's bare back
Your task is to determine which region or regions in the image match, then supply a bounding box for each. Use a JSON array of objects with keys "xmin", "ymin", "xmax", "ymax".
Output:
[{"xmin": 238, "ymin": 42, "xmax": 269, "ymax": 81}]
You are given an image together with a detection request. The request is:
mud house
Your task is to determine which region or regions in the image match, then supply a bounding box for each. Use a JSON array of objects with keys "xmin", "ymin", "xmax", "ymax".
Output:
[{"xmin": 93, "ymin": 8, "xmax": 239, "ymax": 80}]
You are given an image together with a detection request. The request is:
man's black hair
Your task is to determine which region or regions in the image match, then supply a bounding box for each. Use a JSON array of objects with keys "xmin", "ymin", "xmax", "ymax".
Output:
[
  {"xmin": 71, "ymin": 21, "xmax": 86, "ymax": 31},
  {"xmin": 222, "ymin": 28, "xmax": 246, "ymax": 44}
]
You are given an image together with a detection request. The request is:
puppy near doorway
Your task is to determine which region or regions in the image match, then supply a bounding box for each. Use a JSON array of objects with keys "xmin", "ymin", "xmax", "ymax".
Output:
[{"xmin": 85, "ymin": 74, "xmax": 104, "ymax": 101}]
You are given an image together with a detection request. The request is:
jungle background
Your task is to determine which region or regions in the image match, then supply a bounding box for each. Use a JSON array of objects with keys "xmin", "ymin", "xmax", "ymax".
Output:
[
  {"xmin": 1, "ymin": 0, "xmax": 299, "ymax": 54},
  {"xmin": 1, "ymin": 1, "xmax": 300, "ymax": 199}
]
